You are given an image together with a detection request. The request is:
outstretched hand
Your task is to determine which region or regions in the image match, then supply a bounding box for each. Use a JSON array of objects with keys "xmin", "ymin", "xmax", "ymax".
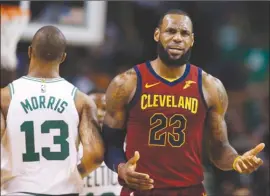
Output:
[
  {"xmin": 233, "ymin": 143, "xmax": 265, "ymax": 174},
  {"xmin": 118, "ymin": 151, "xmax": 154, "ymax": 190}
]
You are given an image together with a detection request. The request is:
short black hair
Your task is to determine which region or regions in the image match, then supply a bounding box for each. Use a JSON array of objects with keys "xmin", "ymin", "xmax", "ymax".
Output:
[
  {"xmin": 31, "ymin": 25, "xmax": 66, "ymax": 62},
  {"xmin": 158, "ymin": 9, "xmax": 192, "ymax": 30}
]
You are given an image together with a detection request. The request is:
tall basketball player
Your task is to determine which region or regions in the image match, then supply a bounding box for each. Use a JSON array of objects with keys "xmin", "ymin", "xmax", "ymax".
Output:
[
  {"xmin": 101, "ymin": 9, "xmax": 265, "ymax": 196},
  {"xmin": 0, "ymin": 26, "xmax": 104, "ymax": 196}
]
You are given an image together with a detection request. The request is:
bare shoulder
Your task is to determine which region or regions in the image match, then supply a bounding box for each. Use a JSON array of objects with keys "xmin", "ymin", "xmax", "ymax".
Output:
[
  {"xmin": 74, "ymin": 89, "xmax": 97, "ymax": 117},
  {"xmin": 0, "ymin": 86, "xmax": 11, "ymax": 117},
  {"xmin": 201, "ymin": 70, "xmax": 228, "ymax": 112},
  {"xmin": 106, "ymin": 68, "xmax": 137, "ymax": 110}
]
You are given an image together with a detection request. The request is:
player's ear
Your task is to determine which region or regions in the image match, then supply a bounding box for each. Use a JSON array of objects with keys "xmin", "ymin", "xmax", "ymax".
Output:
[
  {"xmin": 28, "ymin": 46, "xmax": 32, "ymax": 59},
  {"xmin": 154, "ymin": 27, "xmax": 160, "ymax": 42},
  {"xmin": 191, "ymin": 33, "xmax": 194, "ymax": 47},
  {"xmin": 60, "ymin": 52, "xmax": 67, "ymax": 63}
]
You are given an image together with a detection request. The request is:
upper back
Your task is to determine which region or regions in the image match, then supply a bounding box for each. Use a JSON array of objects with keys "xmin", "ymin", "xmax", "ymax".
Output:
[
  {"xmin": 1, "ymin": 76, "xmax": 81, "ymax": 194},
  {"xmin": 7, "ymin": 76, "xmax": 79, "ymax": 123}
]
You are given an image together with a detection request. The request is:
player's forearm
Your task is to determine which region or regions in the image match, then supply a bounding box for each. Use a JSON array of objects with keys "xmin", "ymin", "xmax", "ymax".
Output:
[
  {"xmin": 210, "ymin": 142, "xmax": 239, "ymax": 171},
  {"xmin": 78, "ymin": 152, "xmax": 104, "ymax": 178}
]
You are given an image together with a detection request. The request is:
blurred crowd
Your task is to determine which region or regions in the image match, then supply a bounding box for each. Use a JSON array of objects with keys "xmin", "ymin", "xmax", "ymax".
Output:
[{"xmin": 1, "ymin": 1, "xmax": 269, "ymax": 196}]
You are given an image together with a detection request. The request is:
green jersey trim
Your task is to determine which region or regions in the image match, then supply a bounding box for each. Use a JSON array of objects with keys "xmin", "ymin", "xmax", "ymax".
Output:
[{"xmin": 22, "ymin": 76, "xmax": 64, "ymax": 83}]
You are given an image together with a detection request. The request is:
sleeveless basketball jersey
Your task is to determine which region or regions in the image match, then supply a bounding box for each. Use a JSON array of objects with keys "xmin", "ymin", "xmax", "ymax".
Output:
[
  {"xmin": 126, "ymin": 62, "xmax": 208, "ymax": 188},
  {"xmin": 1, "ymin": 76, "xmax": 83, "ymax": 195}
]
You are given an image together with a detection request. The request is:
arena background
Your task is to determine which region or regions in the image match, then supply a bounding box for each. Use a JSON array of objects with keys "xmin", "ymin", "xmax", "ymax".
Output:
[{"xmin": 1, "ymin": 1, "xmax": 269, "ymax": 196}]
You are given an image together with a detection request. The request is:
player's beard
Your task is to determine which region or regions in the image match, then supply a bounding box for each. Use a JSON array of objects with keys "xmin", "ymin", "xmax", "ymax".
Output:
[{"xmin": 157, "ymin": 41, "xmax": 191, "ymax": 67}]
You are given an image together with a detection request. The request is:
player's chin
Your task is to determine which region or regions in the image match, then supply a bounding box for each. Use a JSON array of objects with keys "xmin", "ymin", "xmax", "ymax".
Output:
[{"xmin": 168, "ymin": 53, "xmax": 182, "ymax": 60}]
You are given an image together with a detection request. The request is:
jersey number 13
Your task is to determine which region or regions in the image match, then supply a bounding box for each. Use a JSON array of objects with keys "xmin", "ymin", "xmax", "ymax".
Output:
[{"xmin": 21, "ymin": 120, "xmax": 69, "ymax": 162}]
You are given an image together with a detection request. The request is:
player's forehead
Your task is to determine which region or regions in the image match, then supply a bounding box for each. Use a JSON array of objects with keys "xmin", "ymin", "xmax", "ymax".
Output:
[{"xmin": 161, "ymin": 14, "xmax": 192, "ymax": 32}]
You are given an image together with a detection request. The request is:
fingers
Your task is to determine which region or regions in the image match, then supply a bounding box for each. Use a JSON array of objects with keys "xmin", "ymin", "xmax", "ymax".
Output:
[
  {"xmin": 127, "ymin": 170, "xmax": 151, "ymax": 180},
  {"xmin": 235, "ymin": 156, "xmax": 264, "ymax": 174},
  {"xmin": 125, "ymin": 170, "xmax": 154, "ymax": 191},
  {"xmin": 236, "ymin": 158, "xmax": 245, "ymax": 173},
  {"xmin": 127, "ymin": 176, "xmax": 154, "ymax": 185},
  {"xmin": 255, "ymin": 157, "xmax": 263, "ymax": 165},
  {"xmin": 249, "ymin": 143, "xmax": 265, "ymax": 156},
  {"xmin": 242, "ymin": 158, "xmax": 256, "ymax": 173},
  {"xmin": 126, "ymin": 170, "xmax": 154, "ymax": 183},
  {"xmin": 235, "ymin": 163, "xmax": 243, "ymax": 173},
  {"xmin": 128, "ymin": 151, "xmax": 140, "ymax": 165},
  {"xmin": 248, "ymin": 156, "xmax": 263, "ymax": 167}
]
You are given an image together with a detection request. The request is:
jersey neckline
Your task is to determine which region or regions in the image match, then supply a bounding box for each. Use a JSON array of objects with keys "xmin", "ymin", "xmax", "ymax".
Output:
[
  {"xmin": 22, "ymin": 76, "xmax": 64, "ymax": 83},
  {"xmin": 146, "ymin": 61, "xmax": 190, "ymax": 86}
]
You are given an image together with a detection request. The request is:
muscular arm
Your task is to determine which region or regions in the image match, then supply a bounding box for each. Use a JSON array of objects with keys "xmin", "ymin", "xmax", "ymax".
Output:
[
  {"xmin": 203, "ymin": 73, "xmax": 238, "ymax": 171},
  {"xmin": 75, "ymin": 90, "xmax": 104, "ymax": 177},
  {"xmin": 103, "ymin": 69, "xmax": 137, "ymax": 171},
  {"xmin": 104, "ymin": 69, "xmax": 136, "ymax": 128}
]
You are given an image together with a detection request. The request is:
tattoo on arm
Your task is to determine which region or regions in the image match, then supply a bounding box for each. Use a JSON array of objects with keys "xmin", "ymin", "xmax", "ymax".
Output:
[
  {"xmin": 78, "ymin": 94, "xmax": 104, "ymax": 177},
  {"xmin": 79, "ymin": 97, "xmax": 103, "ymax": 149},
  {"xmin": 207, "ymin": 77, "xmax": 238, "ymax": 171},
  {"xmin": 104, "ymin": 69, "xmax": 136, "ymax": 128}
]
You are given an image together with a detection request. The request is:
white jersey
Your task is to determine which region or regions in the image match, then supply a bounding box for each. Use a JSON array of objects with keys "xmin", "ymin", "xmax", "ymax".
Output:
[{"xmin": 1, "ymin": 76, "xmax": 83, "ymax": 195}]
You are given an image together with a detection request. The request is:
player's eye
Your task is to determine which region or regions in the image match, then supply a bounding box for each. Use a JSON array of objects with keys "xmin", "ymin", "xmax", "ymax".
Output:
[
  {"xmin": 181, "ymin": 30, "xmax": 190, "ymax": 37},
  {"xmin": 166, "ymin": 28, "xmax": 177, "ymax": 34}
]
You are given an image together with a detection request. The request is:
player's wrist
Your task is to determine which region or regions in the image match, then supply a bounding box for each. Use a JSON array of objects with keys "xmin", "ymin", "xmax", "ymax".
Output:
[
  {"xmin": 232, "ymin": 155, "xmax": 241, "ymax": 171},
  {"xmin": 77, "ymin": 163, "xmax": 86, "ymax": 178}
]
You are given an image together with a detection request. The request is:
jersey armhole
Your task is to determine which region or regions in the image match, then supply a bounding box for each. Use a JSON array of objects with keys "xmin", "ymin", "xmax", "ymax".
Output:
[
  {"xmin": 71, "ymin": 87, "xmax": 78, "ymax": 100},
  {"xmin": 71, "ymin": 86, "xmax": 80, "ymax": 126},
  {"xmin": 127, "ymin": 65, "xmax": 142, "ymax": 109},
  {"xmin": 198, "ymin": 68, "xmax": 209, "ymax": 110},
  {"xmin": 8, "ymin": 82, "xmax": 15, "ymax": 99}
]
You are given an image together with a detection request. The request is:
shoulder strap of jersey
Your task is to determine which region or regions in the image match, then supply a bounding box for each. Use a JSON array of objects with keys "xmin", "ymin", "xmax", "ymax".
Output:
[
  {"xmin": 8, "ymin": 82, "xmax": 15, "ymax": 99},
  {"xmin": 71, "ymin": 86, "xmax": 78, "ymax": 100},
  {"xmin": 197, "ymin": 67, "xmax": 208, "ymax": 109},
  {"xmin": 127, "ymin": 64, "xmax": 143, "ymax": 109}
]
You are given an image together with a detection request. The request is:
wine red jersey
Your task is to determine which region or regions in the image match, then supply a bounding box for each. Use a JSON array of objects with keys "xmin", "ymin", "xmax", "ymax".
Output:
[{"xmin": 125, "ymin": 61, "xmax": 208, "ymax": 188}]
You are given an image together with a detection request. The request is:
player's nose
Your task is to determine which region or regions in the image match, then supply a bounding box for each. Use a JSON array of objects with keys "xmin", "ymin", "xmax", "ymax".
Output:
[{"xmin": 172, "ymin": 32, "xmax": 183, "ymax": 43}]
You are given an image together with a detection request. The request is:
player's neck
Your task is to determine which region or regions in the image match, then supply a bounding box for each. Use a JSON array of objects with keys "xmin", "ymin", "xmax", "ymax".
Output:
[
  {"xmin": 152, "ymin": 58, "xmax": 186, "ymax": 79},
  {"xmin": 28, "ymin": 61, "xmax": 60, "ymax": 79}
]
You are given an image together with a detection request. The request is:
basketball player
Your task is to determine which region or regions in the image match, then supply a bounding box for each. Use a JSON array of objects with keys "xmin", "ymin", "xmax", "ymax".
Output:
[
  {"xmin": 0, "ymin": 26, "xmax": 104, "ymax": 196},
  {"xmin": 102, "ymin": 9, "xmax": 265, "ymax": 196}
]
